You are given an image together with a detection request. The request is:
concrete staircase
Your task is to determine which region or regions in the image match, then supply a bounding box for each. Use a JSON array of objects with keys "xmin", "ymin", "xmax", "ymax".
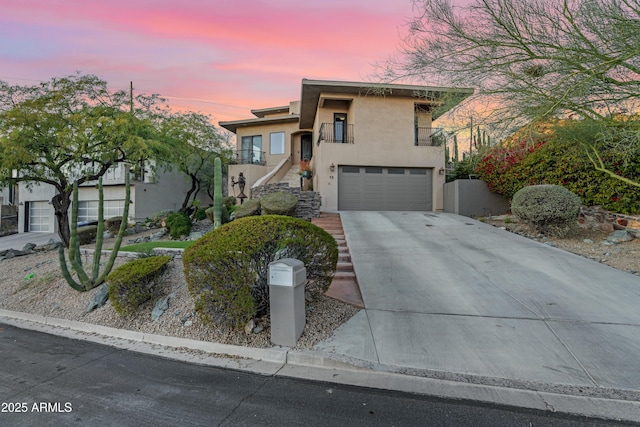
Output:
[
  {"xmin": 279, "ymin": 165, "xmax": 302, "ymax": 188},
  {"xmin": 311, "ymin": 213, "xmax": 364, "ymax": 308}
]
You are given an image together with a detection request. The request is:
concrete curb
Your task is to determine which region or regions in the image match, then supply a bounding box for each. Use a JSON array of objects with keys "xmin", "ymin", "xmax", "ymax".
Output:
[{"xmin": 1, "ymin": 309, "xmax": 638, "ymax": 423}]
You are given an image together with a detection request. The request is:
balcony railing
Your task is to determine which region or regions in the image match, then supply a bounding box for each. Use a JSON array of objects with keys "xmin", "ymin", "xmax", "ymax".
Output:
[
  {"xmin": 415, "ymin": 127, "xmax": 445, "ymax": 146},
  {"xmin": 318, "ymin": 123, "xmax": 354, "ymax": 145},
  {"xmin": 232, "ymin": 149, "xmax": 266, "ymax": 165}
]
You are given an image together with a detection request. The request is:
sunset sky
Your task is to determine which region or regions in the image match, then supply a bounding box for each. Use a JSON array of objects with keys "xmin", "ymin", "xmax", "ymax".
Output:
[{"xmin": 1, "ymin": 0, "xmax": 424, "ymax": 125}]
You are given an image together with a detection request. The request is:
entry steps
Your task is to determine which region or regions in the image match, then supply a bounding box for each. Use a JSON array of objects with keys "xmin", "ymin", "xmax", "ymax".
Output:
[{"xmin": 311, "ymin": 213, "xmax": 364, "ymax": 308}]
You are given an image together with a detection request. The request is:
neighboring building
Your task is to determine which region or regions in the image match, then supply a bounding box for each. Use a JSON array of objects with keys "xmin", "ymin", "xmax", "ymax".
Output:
[
  {"xmin": 16, "ymin": 163, "xmax": 209, "ymax": 233},
  {"xmin": 221, "ymin": 79, "xmax": 473, "ymax": 212}
]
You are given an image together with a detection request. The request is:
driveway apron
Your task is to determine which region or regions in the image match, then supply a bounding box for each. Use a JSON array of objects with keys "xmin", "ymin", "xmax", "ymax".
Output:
[{"xmin": 314, "ymin": 211, "xmax": 640, "ymax": 395}]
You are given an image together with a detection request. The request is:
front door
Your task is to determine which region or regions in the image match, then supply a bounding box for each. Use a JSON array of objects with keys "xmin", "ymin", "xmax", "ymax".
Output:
[{"xmin": 301, "ymin": 134, "xmax": 312, "ymax": 161}]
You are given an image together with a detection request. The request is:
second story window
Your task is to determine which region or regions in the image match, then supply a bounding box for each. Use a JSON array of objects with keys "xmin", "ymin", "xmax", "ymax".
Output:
[
  {"xmin": 270, "ymin": 132, "xmax": 285, "ymax": 155},
  {"xmin": 240, "ymin": 135, "xmax": 263, "ymax": 164}
]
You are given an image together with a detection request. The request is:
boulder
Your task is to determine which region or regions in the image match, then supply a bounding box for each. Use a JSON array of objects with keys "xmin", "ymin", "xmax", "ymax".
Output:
[
  {"xmin": 86, "ymin": 284, "xmax": 109, "ymax": 313},
  {"xmin": 21, "ymin": 243, "xmax": 37, "ymax": 254},
  {"xmin": 149, "ymin": 230, "xmax": 167, "ymax": 241},
  {"xmin": 152, "ymin": 294, "xmax": 171, "ymax": 321},
  {"xmin": 607, "ymin": 230, "xmax": 634, "ymax": 244}
]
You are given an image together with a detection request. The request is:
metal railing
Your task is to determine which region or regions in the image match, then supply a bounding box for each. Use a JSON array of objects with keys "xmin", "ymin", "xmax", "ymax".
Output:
[
  {"xmin": 415, "ymin": 127, "xmax": 445, "ymax": 146},
  {"xmin": 318, "ymin": 123, "xmax": 354, "ymax": 145},
  {"xmin": 232, "ymin": 149, "xmax": 266, "ymax": 165}
]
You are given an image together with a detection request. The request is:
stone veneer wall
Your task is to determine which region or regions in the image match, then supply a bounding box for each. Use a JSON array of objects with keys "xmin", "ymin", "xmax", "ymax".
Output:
[
  {"xmin": 250, "ymin": 183, "xmax": 321, "ymax": 221},
  {"xmin": 579, "ymin": 206, "xmax": 640, "ymax": 236}
]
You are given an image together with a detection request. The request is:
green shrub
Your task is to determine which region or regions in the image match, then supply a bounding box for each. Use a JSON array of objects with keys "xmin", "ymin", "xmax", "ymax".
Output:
[
  {"xmin": 150, "ymin": 209, "xmax": 174, "ymax": 226},
  {"xmin": 233, "ymin": 198, "xmax": 261, "ymax": 219},
  {"xmin": 260, "ymin": 192, "xmax": 298, "ymax": 216},
  {"xmin": 104, "ymin": 216, "xmax": 123, "ymax": 234},
  {"xmin": 511, "ymin": 185, "xmax": 581, "ymax": 237},
  {"xmin": 193, "ymin": 208, "xmax": 207, "ymax": 222},
  {"xmin": 106, "ymin": 256, "xmax": 171, "ymax": 316},
  {"xmin": 77, "ymin": 225, "xmax": 98, "ymax": 245},
  {"xmin": 165, "ymin": 211, "xmax": 192, "ymax": 239},
  {"xmin": 183, "ymin": 215, "xmax": 338, "ymax": 329},
  {"xmin": 223, "ymin": 196, "xmax": 237, "ymax": 208}
]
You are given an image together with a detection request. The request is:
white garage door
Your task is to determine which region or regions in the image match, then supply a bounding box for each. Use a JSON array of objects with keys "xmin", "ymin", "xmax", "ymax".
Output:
[
  {"xmin": 29, "ymin": 201, "xmax": 50, "ymax": 232},
  {"xmin": 338, "ymin": 166, "xmax": 433, "ymax": 211}
]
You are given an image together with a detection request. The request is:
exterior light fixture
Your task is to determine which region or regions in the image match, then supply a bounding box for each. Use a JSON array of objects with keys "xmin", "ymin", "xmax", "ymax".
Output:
[
  {"xmin": 439, "ymin": 167, "xmax": 445, "ymax": 175},
  {"xmin": 330, "ymin": 163, "xmax": 335, "ymax": 172}
]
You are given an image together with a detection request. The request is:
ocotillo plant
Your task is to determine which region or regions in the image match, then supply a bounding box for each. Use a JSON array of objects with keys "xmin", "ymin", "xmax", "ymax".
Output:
[
  {"xmin": 58, "ymin": 173, "xmax": 131, "ymax": 292},
  {"xmin": 213, "ymin": 157, "xmax": 222, "ymax": 228}
]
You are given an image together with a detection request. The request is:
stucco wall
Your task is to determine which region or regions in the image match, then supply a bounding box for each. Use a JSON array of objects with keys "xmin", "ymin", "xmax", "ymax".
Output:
[{"xmin": 443, "ymin": 179, "xmax": 510, "ymax": 217}]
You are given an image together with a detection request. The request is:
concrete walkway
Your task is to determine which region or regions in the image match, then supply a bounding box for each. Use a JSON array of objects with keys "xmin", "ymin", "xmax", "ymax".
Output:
[{"xmin": 315, "ymin": 212, "xmax": 640, "ymax": 401}]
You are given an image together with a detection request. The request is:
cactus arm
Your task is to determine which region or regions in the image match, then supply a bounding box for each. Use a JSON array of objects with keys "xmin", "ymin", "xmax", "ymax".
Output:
[
  {"xmin": 92, "ymin": 178, "xmax": 105, "ymax": 280},
  {"xmin": 213, "ymin": 157, "xmax": 222, "ymax": 228},
  {"xmin": 96, "ymin": 171, "xmax": 130, "ymax": 285},
  {"xmin": 58, "ymin": 245, "xmax": 85, "ymax": 292}
]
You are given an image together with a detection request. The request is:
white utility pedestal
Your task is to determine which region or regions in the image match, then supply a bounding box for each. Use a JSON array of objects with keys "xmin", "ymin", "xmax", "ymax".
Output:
[{"xmin": 269, "ymin": 258, "xmax": 306, "ymax": 347}]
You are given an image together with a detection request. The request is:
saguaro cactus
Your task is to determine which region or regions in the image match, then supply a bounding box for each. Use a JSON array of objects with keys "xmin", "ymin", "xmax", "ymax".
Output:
[
  {"xmin": 213, "ymin": 157, "xmax": 222, "ymax": 228},
  {"xmin": 58, "ymin": 173, "xmax": 131, "ymax": 292}
]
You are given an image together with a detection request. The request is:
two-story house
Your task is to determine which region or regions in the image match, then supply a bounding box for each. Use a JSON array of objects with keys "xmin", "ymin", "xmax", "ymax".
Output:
[
  {"xmin": 16, "ymin": 163, "xmax": 207, "ymax": 234},
  {"xmin": 221, "ymin": 79, "xmax": 473, "ymax": 212}
]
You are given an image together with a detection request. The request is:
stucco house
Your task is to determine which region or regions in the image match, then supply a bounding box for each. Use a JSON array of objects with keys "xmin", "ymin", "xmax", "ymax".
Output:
[
  {"xmin": 220, "ymin": 79, "xmax": 473, "ymax": 212},
  {"xmin": 16, "ymin": 163, "xmax": 208, "ymax": 234}
]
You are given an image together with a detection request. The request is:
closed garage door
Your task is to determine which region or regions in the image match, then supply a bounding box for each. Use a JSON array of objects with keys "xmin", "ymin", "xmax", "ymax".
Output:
[
  {"xmin": 338, "ymin": 166, "xmax": 433, "ymax": 211},
  {"xmin": 29, "ymin": 201, "xmax": 50, "ymax": 232}
]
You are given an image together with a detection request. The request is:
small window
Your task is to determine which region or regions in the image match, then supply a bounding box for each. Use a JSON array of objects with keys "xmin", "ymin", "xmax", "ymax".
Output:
[
  {"xmin": 270, "ymin": 132, "xmax": 285, "ymax": 155},
  {"xmin": 410, "ymin": 169, "xmax": 428, "ymax": 175},
  {"xmin": 342, "ymin": 166, "xmax": 360, "ymax": 173},
  {"xmin": 365, "ymin": 167, "xmax": 383, "ymax": 174},
  {"xmin": 388, "ymin": 168, "xmax": 405, "ymax": 175}
]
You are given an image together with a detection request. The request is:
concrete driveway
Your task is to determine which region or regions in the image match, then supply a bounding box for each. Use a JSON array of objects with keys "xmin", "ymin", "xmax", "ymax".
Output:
[
  {"xmin": 315, "ymin": 211, "xmax": 640, "ymax": 398},
  {"xmin": 0, "ymin": 232, "xmax": 60, "ymax": 252}
]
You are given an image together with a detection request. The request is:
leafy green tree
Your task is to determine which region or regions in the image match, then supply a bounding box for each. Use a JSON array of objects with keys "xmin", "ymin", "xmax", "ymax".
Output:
[
  {"xmin": 0, "ymin": 74, "xmax": 172, "ymax": 247},
  {"xmin": 383, "ymin": 0, "xmax": 640, "ymax": 186},
  {"xmin": 159, "ymin": 112, "xmax": 233, "ymax": 211}
]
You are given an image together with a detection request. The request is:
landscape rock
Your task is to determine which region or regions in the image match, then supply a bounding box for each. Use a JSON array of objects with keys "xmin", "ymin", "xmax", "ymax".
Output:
[
  {"xmin": 86, "ymin": 284, "xmax": 109, "ymax": 313},
  {"xmin": 152, "ymin": 294, "xmax": 172, "ymax": 321},
  {"xmin": 149, "ymin": 230, "xmax": 166, "ymax": 241},
  {"xmin": 244, "ymin": 319, "xmax": 256, "ymax": 335},
  {"xmin": 21, "ymin": 243, "xmax": 37, "ymax": 254},
  {"xmin": 607, "ymin": 230, "xmax": 634, "ymax": 244},
  {"xmin": 103, "ymin": 231, "xmax": 114, "ymax": 239},
  {"xmin": 35, "ymin": 239, "xmax": 62, "ymax": 252},
  {"xmin": 187, "ymin": 231, "xmax": 203, "ymax": 241},
  {"xmin": 253, "ymin": 324, "xmax": 264, "ymax": 334}
]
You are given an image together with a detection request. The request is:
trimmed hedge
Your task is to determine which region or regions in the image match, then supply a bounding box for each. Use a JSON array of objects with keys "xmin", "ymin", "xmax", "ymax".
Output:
[
  {"xmin": 183, "ymin": 215, "xmax": 338, "ymax": 329},
  {"xmin": 512, "ymin": 185, "xmax": 581, "ymax": 236},
  {"xmin": 106, "ymin": 255, "xmax": 171, "ymax": 316},
  {"xmin": 260, "ymin": 192, "xmax": 298, "ymax": 216},
  {"xmin": 77, "ymin": 225, "xmax": 98, "ymax": 245},
  {"xmin": 233, "ymin": 198, "xmax": 261, "ymax": 219}
]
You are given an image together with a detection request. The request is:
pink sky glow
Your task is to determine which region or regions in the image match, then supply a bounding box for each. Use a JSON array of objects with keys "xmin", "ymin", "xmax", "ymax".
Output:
[{"xmin": 1, "ymin": 0, "xmax": 422, "ymax": 125}]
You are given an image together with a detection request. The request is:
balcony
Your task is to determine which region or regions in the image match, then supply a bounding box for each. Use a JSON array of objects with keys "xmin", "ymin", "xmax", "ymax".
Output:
[
  {"xmin": 318, "ymin": 123, "xmax": 354, "ymax": 145},
  {"xmin": 415, "ymin": 127, "xmax": 445, "ymax": 146},
  {"xmin": 232, "ymin": 149, "xmax": 266, "ymax": 165}
]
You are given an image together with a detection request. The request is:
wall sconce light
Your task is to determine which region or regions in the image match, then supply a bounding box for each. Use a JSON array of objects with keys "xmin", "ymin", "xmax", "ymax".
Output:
[
  {"xmin": 438, "ymin": 167, "xmax": 445, "ymax": 175},
  {"xmin": 330, "ymin": 163, "xmax": 335, "ymax": 172}
]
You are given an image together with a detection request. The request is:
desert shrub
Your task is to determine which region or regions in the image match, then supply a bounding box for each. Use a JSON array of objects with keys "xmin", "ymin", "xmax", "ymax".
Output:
[
  {"xmin": 77, "ymin": 225, "xmax": 98, "ymax": 245},
  {"xmin": 106, "ymin": 255, "xmax": 171, "ymax": 316},
  {"xmin": 233, "ymin": 198, "xmax": 261, "ymax": 219},
  {"xmin": 511, "ymin": 185, "xmax": 581, "ymax": 237},
  {"xmin": 149, "ymin": 209, "xmax": 174, "ymax": 226},
  {"xmin": 260, "ymin": 192, "xmax": 298, "ymax": 216},
  {"xmin": 223, "ymin": 196, "xmax": 237, "ymax": 208},
  {"xmin": 104, "ymin": 216, "xmax": 123, "ymax": 234},
  {"xmin": 183, "ymin": 215, "xmax": 338, "ymax": 329},
  {"xmin": 165, "ymin": 211, "xmax": 192, "ymax": 239},
  {"xmin": 193, "ymin": 208, "xmax": 207, "ymax": 222}
]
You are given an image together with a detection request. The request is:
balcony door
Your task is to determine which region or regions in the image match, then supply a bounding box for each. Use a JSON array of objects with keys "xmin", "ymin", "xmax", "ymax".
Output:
[{"xmin": 334, "ymin": 113, "xmax": 347, "ymax": 143}]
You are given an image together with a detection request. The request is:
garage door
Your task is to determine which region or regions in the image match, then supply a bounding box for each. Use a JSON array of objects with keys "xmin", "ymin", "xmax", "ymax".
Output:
[
  {"xmin": 29, "ymin": 201, "xmax": 50, "ymax": 232},
  {"xmin": 338, "ymin": 166, "xmax": 433, "ymax": 211}
]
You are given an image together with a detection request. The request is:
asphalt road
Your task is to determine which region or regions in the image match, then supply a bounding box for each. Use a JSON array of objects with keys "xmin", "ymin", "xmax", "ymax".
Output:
[{"xmin": 0, "ymin": 323, "xmax": 631, "ymax": 427}]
